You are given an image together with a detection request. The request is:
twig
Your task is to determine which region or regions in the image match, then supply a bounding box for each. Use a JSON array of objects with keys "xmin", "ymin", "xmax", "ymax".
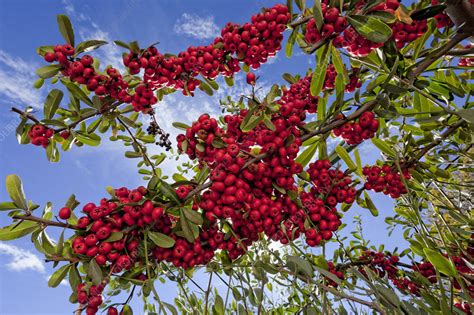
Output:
[
  {"xmin": 11, "ymin": 107, "xmax": 41, "ymax": 124},
  {"xmin": 12, "ymin": 214, "xmax": 80, "ymax": 230},
  {"xmin": 409, "ymin": 32, "xmax": 470, "ymax": 81},
  {"xmin": 117, "ymin": 117, "xmax": 157, "ymax": 176}
]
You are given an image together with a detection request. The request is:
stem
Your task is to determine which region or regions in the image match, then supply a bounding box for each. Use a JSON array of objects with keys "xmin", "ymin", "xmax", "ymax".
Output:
[
  {"xmin": 11, "ymin": 107, "xmax": 40, "ymax": 124},
  {"xmin": 117, "ymin": 117, "xmax": 157, "ymax": 176},
  {"xmin": 289, "ymin": 15, "xmax": 311, "ymax": 28},
  {"xmin": 409, "ymin": 32, "xmax": 470, "ymax": 80},
  {"xmin": 12, "ymin": 214, "xmax": 80, "ymax": 230},
  {"xmin": 204, "ymin": 272, "xmax": 213, "ymax": 315}
]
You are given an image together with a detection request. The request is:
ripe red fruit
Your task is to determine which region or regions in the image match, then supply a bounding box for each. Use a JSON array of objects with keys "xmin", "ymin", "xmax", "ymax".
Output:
[
  {"xmin": 58, "ymin": 207, "xmax": 71, "ymax": 220},
  {"xmin": 44, "ymin": 52, "xmax": 56, "ymax": 63},
  {"xmin": 246, "ymin": 72, "xmax": 256, "ymax": 85},
  {"xmin": 107, "ymin": 307, "xmax": 118, "ymax": 315}
]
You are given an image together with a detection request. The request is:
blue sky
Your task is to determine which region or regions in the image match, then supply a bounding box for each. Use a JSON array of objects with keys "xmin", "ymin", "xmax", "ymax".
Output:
[{"xmin": 0, "ymin": 1, "xmax": 407, "ymax": 313}]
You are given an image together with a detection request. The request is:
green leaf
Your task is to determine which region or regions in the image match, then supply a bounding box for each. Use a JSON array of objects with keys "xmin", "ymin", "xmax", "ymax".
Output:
[
  {"xmin": 313, "ymin": 0, "xmax": 324, "ymax": 31},
  {"xmin": 347, "ymin": 15, "xmax": 392, "ymax": 43},
  {"xmin": 180, "ymin": 210, "xmax": 196, "ymax": 243},
  {"xmin": 240, "ymin": 113, "xmax": 264, "ymax": 132},
  {"xmin": 0, "ymin": 221, "xmax": 38, "ymax": 241},
  {"xmin": 44, "ymin": 89, "xmax": 63, "ymax": 119},
  {"xmin": 287, "ymin": 255, "xmax": 313, "ymax": 278},
  {"xmin": 198, "ymin": 80, "xmax": 214, "ymax": 96},
  {"xmin": 66, "ymin": 83, "xmax": 94, "ymax": 107},
  {"xmin": 423, "ymin": 248, "xmax": 457, "ymax": 277},
  {"xmin": 113, "ymin": 40, "xmax": 131, "ymax": 50},
  {"xmin": 48, "ymin": 264, "xmax": 71, "ymax": 287},
  {"xmin": 371, "ymin": 138, "xmax": 396, "ymax": 157},
  {"xmin": 295, "ymin": 0, "xmax": 306, "ymax": 10},
  {"xmin": 364, "ymin": 191, "xmax": 379, "ymax": 216},
  {"xmin": 310, "ymin": 44, "xmax": 330, "ymax": 96},
  {"xmin": 224, "ymin": 76, "xmax": 234, "ymax": 87},
  {"xmin": 6, "ymin": 174, "xmax": 28, "ymax": 210},
  {"xmin": 335, "ymin": 145, "xmax": 357, "ymax": 171},
  {"xmin": 75, "ymin": 131, "xmax": 101, "ymax": 146},
  {"xmin": 57, "ymin": 15, "xmax": 75, "ymax": 46},
  {"xmin": 148, "ymin": 231, "xmax": 176, "ymax": 248},
  {"xmin": 158, "ymin": 180, "xmax": 181, "ymax": 204},
  {"xmin": 213, "ymin": 295, "xmax": 225, "ymax": 315},
  {"xmin": 34, "ymin": 78, "xmax": 45, "ymax": 89},
  {"xmin": 295, "ymin": 142, "xmax": 318, "ymax": 167},
  {"xmin": 104, "ymin": 232, "xmax": 124, "ymax": 242},
  {"xmin": 456, "ymin": 109, "xmax": 474, "ymax": 124},
  {"xmin": 411, "ymin": 5, "xmax": 447, "ymax": 20},
  {"xmin": 69, "ymin": 264, "xmax": 81, "ymax": 291},
  {"xmin": 286, "ymin": 28, "xmax": 297, "ymax": 58},
  {"xmin": 172, "ymin": 122, "xmax": 190, "ymax": 130},
  {"xmin": 75, "ymin": 40, "xmax": 107, "ymax": 55},
  {"xmin": 36, "ymin": 65, "xmax": 62, "ymax": 79},
  {"xmin": 87, "ymin": 258, "xmax": 103, "ymax": 285},
  {"xmin": 182, "ymin": 208, "xmax": 203, "ymax": 225},
  {"xmin": 0, "ymin": 202, "xmax": 18, "ymax": 211}
]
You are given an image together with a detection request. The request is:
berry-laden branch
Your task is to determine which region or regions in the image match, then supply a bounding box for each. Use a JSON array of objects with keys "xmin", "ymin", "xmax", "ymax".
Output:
[
  {"xmin": 11, "ymin": 214, "xmax": 80, "ymax": 230},
  {"xmin": 11, "ymin": 107, "xmax": 41, "ymax": 124}
]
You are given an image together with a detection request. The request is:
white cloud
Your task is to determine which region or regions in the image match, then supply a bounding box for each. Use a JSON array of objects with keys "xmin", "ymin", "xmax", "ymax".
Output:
[
  {"xmin": 0, "ymin": 242, "xmax": 45, "ymax": 274},
  {"xmin": 174, "ymin": 13, "xmax": 219, "ymax": 39},
  {"xmin": 0, "ymin": 50, "xmax": 43, "ymax": 108}
]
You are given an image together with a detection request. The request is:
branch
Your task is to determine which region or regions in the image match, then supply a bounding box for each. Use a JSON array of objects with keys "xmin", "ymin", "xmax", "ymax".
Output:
[
  {"xmin": 12, "ymin": 214, "xmax": 80, "ymax": 230},
  {"xmin": 117, "ymin": 117, "xmax": 157, "ymax": 176},
  {"xmin": 289, "ymin": 15, "xmax": 311, "ymax": 28},
  {"xmin": 409, "ymin": 31, "xmax": 470, "ymax": 80},
  {"xmin": 406, "ymin": 119, "xmax": 465, "ymax": 167},
  {"xmin": 11, "ymin": 107, "xmax": 40, "ymax": 124}
]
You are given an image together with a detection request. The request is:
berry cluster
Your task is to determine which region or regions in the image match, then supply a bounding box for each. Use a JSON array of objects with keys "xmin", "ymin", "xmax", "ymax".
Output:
[
  {"xmin": 392, "ymin": 20, "xmax": 428, "ymax": 49},
  {"xmin": 28, "ymin": 124, "xmax": 54, "ymax": 148},
  {"xmin": 326, "ymin": 261, "xmax": 345, "ymax": 287},
  {"xmin": 301, "ymin": 194, "xmax": 342, "ymax": 246},
  {"xmin": 44, "ymin": 45, "xmax": 132, "ymax": 104},
  {"xmin": 307, "ymin": 159, "xmax": 357, "ymax": 206},
  {"xmin": 363, "ymin": 165, "xmax": 410, "ymax": 198},
  {"xmin": 77, "ymin": 282, "xmax": 106, "ymax": 315},
  {"xmin": 333, "ymin": 111, "xmax": 379, "ymax": 145},
  {"xmin": 40, "ymin": 5, "xmax": 289, "ymax": 114},
  {"xmin": 304, "ymin": 5, "xmax": 347, "ymax": 44},
  {"xmin": 459, "ymin": 45, "xmax": 474, "ymax": 67}
]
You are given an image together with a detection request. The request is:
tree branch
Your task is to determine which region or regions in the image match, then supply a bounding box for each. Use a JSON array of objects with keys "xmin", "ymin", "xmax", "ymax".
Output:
[
  {"xmin": 11, "ymin": 107, "xmax": 40, "ymax": 124},
  {"xmin": 409, "ymin": 31, "xmax": 470, "ymax": 81},
  {"xmin": 12, "ymin": 214, "xmax": 80, "ymax": 230}
]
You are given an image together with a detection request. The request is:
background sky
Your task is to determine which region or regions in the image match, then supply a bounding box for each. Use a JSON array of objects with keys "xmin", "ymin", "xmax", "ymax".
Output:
[{"xmin": 0, "ymin": 0, "xmax": 408, "ymax": 313}]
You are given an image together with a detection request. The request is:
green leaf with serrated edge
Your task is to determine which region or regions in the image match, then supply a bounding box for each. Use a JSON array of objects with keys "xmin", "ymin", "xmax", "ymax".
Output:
[
  {"xmin": 180, "ymin": 210, "xmax": 196, "ymax": 243},
  {"xmin": 48, "ymin": 264, "xmax": 71, "ymax": 288},
  {"xmin": 183, "ymin": 208, "xmax": 203, "ymax": 225},
  {"xmin": 75, "ymin": 40, "xmax": 107, "ymax": 55},
  {"xmin": 159, "ymin": 180, "xmax": 181, "ymax": 204},
  {"xmin": 310, "ymin": 44, "xmax": 330, "ymax": 96},
  {"xmin": 347, "ymin": 15, "xmax": 392, "ymax": 43},
  {"xmin": 295, "ymin": 142, "xmax": 318, "ymax": 167},
  {"xmin": 6, "ymin": 174, "xmax": 27, "ymax": 210},
  {"xmin": 335, "ymin": 145, "xmax": 357, "ymax": 171},
  {"xmin": 371, "ymin": 138, "xmax": 396, "ymax": 157},
  {"xmin": 56, "ymin": 15, "xmax": 75, "ymax": 46},
  {"xmin": 0, "ymin": 221, "xmax": 38, "ymax": 241},
  {"xmin": 44, "ymin": 89, "xmax": 63, "ymax": 119},
  {"xmin": 87, "ymin": 258, "xmax": 103, "ymax": 285},
  {"xmin": 172, "ymin": 122, "xmax": 190, "ymax": 130},
  {"xmin": 36, "ymin": 65, "xmax": 62, "ymax": 79},
  {"xmin": 148, "ymin": 231, "xmax": 175, "ymax": 248},
  {"xmin": 66, "ymin": 83, "xmax": 94, "ymax": 107},
  {"xmin": 364, "ymin": 191, "xmax": 379, "ymax": 216},
  {"xmin": 313, "ymin": 0, "xmax": 324, "ymax": 31},
  {"xmin": 423, "ymin": 248, "xmax": 457, "ymax": 277}
]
